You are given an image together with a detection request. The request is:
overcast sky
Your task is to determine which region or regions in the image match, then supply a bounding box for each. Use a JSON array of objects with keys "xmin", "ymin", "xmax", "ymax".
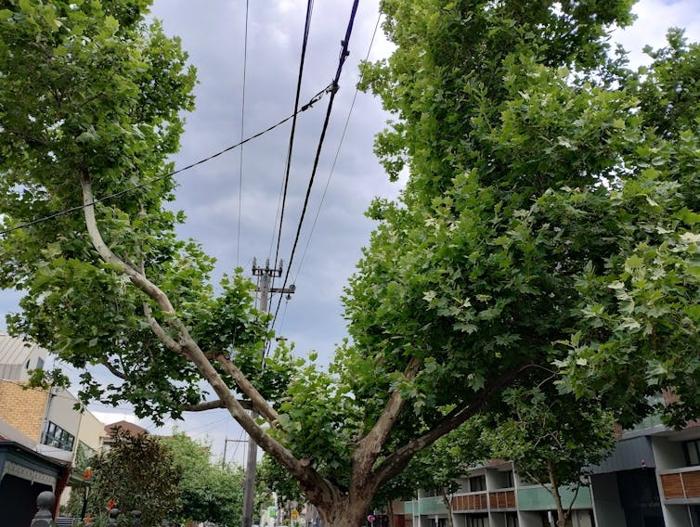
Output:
[{"xmin": 2, "ymin": 0, "xmax": 700, "ymax": 463}]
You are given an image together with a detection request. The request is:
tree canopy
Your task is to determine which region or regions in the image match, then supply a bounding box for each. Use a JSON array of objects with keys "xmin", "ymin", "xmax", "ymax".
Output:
[
  {"xmin": 85, "ymin": 429, "xmax": 181, "ymax": 525},
  {"xmin": 483, "ymin": 388, "xmax": 615, "ymax": 527},
  {"xmin": 161, "ymin": 432, "xmax": 247, "ymax": 526},
  {"xmin": 0, "ymin": 0, "xmax": 697, "ymax": 525}
]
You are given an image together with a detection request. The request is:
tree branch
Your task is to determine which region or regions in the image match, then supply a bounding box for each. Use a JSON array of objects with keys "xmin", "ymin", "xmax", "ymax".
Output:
[
  {"xmin": 371, "ymin": 364, "xmax": 531, "ymax": 486},
  {"xmin": 183, "ymin": 398, "xmax": 252, "ymax": 412},
  {"xmin": 79, "ymin": 174, "xmax": 329, "ymax": 497},
  {"xmin": 143, "ymin": 302, "xmax": 182, "ymax": 354},
  {"xmin": 215, "ymin": 353, "xmax": 280, "ymax": 426},
  {"xmin": 352, "ymin": 357, "xmax": 421, "ymax": 486},
  {"xmin": 102, "ymin": 359, "xmax": 127, "ymax": 380}
]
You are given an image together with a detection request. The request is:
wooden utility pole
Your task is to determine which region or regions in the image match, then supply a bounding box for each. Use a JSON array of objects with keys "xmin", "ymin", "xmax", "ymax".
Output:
[{"xmin": 242, "ymin": 258, "xmax": 295, "ymax": 527}]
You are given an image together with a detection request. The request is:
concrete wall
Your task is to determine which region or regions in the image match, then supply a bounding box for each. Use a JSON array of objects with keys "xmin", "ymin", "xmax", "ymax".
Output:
[
  {"xmin": 76, "ymin": 407, "xmax": 104, "ymax": 453},
  {"xmin": 0, "ymin": 380, "xmax": 48, "ymax": 441}
]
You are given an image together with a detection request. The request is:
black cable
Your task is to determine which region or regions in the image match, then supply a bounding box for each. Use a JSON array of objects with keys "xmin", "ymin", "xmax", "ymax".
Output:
[
  {"xmin": 0, "ymin": 86, "xmax": 330, "ymax": 238},
  {"xmin": 294, "ymin": 13, "xmax": 381, "ymax": 285},
  {"xmin": 271, "ymin": 0, "xmax": 315, "ymax": 270},
  {"xmin": 236, "ymin": 0, "xmax": 250, "ymax": 266},
  {"xmin": 269, "ymin": 0, "xmax": 361, "ymax": 335}
]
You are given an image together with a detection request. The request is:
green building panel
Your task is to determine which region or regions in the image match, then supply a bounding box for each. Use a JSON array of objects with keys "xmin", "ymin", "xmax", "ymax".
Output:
[
  {"xmin": 403, "ymin": 497, "xmax": 448, "ymax": 516},
  {"xmin": 517, "ymin": 485, "xmax": 592, "ymax": 511}
]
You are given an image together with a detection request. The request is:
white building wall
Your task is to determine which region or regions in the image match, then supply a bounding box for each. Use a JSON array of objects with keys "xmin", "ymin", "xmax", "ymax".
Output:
[
  {"xmin": 76, "ymin": 408, "xmax": 104, "ymax": 453},
  {"xmin": 652, "ymin": 436, "xmax": 692, "ymax": 527}
]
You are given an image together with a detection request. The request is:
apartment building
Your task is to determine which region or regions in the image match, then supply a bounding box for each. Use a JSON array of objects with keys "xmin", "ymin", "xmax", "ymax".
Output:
[
  {"xmin": 0, "ymin": 333, "xmax": 105, "ymax": 464},
  {"xmin": 399, "ymin": 417, "xmax": 700, "ymax": 527},
  {"xmin": 402, "ymin": 459, "xmax": 593, "ymax": 527}
]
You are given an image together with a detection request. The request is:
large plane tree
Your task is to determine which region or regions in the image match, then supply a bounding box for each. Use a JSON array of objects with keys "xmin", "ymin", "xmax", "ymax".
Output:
[{"xmin": 0, "ymin": 1, "xmax": 697, "ymax": 526}]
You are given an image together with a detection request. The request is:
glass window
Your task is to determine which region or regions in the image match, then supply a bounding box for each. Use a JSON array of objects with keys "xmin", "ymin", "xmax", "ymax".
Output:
[
  {"xmin": 36, "ymin": 357, "xmax": 44, "ymax": 370},
  {"xmin": 685, "ymin": 440, "xmax": 700, "ymax": 466},
  {"xmin": 505, "ymin": 512, "xmax": 518, "ymax": 527},
  {"xmin": 42, "ymin": 421, "xmax": 75, "ymax": 451},
  {"xmin": 505, "ymin": 470, "xmax": 515, "ymax": 488},
  {"xmin": 469, "ymin": 475, "xmax": 486, "ymax": 492}
]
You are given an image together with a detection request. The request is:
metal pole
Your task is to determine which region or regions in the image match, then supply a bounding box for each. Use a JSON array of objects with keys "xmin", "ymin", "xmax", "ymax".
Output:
[
  {"xmin": 242, "ymin": 265, "xmax": 270, "ymax": 527},
  {"xmin": 223, "ymin": 436, "xmax": 229, "ymax": 469}
]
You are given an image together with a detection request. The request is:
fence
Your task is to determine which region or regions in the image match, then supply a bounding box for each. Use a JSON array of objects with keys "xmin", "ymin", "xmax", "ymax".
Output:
[{"xmin": 30, "ymin": 491, "xmax": 144, "ymax": 527}]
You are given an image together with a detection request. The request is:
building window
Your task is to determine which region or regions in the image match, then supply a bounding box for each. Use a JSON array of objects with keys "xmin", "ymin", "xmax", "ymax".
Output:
[
  {"xmin": 36, "ymin": 357, "xmax": 44, "ymax": 370},
  {"xmin": 465, "ymin": 515, "xmax": 487, "ymax": 527},
  {"xmin": 42, "ymin": 421, "xmax": 75, "ymax": 451},
  {"xmin": 469, "ymin": 475, "xmax": 486, "ymax": 492},
  {"xmin": 505, "ymin": 512, "xmax": 518, "ymax": 527},
  {"xmin": 685, "ymin": 440, "xmax": 700, "ymax": 466},
  {"xmin": 505, "ymin": 470, "xmax": 514, "ymax": 488}
]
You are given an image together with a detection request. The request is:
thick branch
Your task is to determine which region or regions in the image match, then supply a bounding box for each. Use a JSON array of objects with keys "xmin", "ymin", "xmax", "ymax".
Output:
[
  {"xmin": 352, "ymin": 357, "xmax": 421, "ymax": 485},
  {"xmin": 79, "ymin": 175, "xmax": 328, "ymax": 497},
  {"xmin": 215, "ymin": 353, "xmax": 280, "ymax": 426},
  {"xmin": 371, "ymin": 365, "xmax": 531, "ymax": 486},
  {"xmin": 80, "ymin": 174, "xmax": 175, "ymax": 315},
  {"xmin": 143, "ymin": 302, "xmax": 182, "ymax": 353}
]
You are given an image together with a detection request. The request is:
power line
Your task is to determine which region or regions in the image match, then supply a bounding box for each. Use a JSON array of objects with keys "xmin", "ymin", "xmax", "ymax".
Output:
[
  {"xmin": 0, "ymin": 86, "xmax": 330, "ymax": 238},
  {"xmin": 294, "ymin": 13, "xmax": 382, "ymax": 284},
  {"xmin": 236, "ymin": 0, "xmax": 251, "ymax": 266},
  {"xmin": 271, "ymin": 0, "xmax": 315, "ymax": 270},
  {"xmin": 269, "ymin": 0, "xmax": 361, "ymax": 334}
]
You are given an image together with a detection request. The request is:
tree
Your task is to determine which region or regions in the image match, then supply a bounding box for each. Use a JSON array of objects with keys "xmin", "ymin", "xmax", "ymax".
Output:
[
  {"xmin": 161, "ymin": 433, "xmax": 246, "ymax": 527},
  {"xmin": 385, "ymin": 422, "xmax": 486, "ymax": 527},
  {"xmin": 0, "ymin": 1, "xmax": 698, "ymax": 527},
  {"xmin": 483, "ymin": 387, "xmax": 615, "ymax": 527},
  {"xmin": 86, "ymin": 429, "xmax": 181, "ymax": 525}
]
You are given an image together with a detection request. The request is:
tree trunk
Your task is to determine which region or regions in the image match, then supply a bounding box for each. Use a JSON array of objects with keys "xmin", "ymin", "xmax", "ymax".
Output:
[
  {"xmin": 441, "ymin": 492, "xmax": 454, "ymax": 527},
  {"xmin": 317, "ymin": 495, "xmax": 372, "ymax": 527},
  {"xmin": 547, "ymin": 461, "xmax": 568, "ymax": 527}
]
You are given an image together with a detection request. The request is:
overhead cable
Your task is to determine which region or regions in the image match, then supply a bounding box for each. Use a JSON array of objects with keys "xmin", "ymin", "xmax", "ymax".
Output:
[
  {"xmin": 269, "ymin": 0, "xmax": 361, "ymax": 334},
  {"xmin": 271, "ymin": 0, "xmax": 315, "ymax": 271},
  {"xmin": 0, "ymin": 86, "xmax": 330, "ymax": 238},
  {"xmin": 294, "ymin": 13, "xmax": 382, "ymax": 285},
  {"xmin": 236, "ymin": 0, "xmax": 251, "ymax": 266}
]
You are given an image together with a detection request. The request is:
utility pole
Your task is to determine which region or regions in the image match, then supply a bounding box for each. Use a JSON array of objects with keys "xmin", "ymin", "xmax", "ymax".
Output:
[{"xmin": 242, "ymin": 258, "xmax": 295, "ymax": 527}]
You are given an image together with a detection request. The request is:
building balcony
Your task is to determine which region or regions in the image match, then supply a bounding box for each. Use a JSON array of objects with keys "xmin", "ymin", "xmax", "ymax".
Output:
[
  {"xmin": 660, "ymin": 466, "xmax": 700, "ymax": 504},
  {"xmin": 450, "ymin": 492, "xmax": 488, "ymax": 512},
  {"xmin": 488, "ymin": 489, "xmax": 516, "ymax": 510}
]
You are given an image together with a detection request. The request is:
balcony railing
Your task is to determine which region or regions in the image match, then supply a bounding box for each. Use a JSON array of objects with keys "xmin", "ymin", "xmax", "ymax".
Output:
[
  {"xmin": 451, "ymin": 492, "xmax": 488, "ymax": 511},
  {"xmin": 488, "ymin": 489, "xmax": 516, "ymax": 510},
  {"xmin": 660, "ymin": 467, "xmax": 700, "ymax": 502}
]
